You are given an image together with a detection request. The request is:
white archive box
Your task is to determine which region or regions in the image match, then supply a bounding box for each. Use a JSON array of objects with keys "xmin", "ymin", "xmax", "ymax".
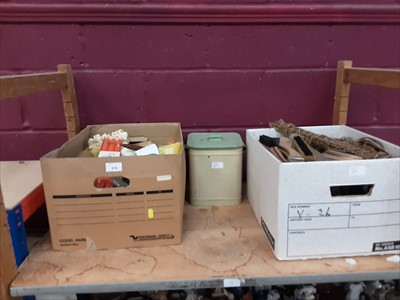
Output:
[{"xmin": 246, "ymin": 125, "xmax": 400, "ymax": 260}]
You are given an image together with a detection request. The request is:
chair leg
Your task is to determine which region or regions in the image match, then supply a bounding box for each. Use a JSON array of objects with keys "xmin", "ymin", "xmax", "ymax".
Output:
[{"xmin": 332, "ymin": 60, "xmax": 352, "ymax": 125}]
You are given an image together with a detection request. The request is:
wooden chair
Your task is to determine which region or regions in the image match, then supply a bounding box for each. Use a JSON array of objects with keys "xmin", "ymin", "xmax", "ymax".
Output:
[
  {"xmin": 0, "ymin": 64, "xmax": 80, "ymax": 139},
  {"xmin": 332, "ymin": 60, "xmax": 400, "ymax": 125},
  {"xmin": 0, "ymin": 65, "xmax": 79, "ymax": 300}
]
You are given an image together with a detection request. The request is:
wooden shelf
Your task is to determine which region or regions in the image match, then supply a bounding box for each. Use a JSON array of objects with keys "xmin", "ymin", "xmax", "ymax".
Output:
[
  {"xmin": 1, "ymin": 161, "xmax": 43, "ymax": 219},
  {"xmin": 11, "ymin": 199, "xmax": 400, "ymax": 297}
]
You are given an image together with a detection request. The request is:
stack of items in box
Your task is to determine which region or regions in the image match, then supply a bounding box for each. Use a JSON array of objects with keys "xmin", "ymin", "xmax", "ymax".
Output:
[
  {"xmin": 40, "ymin": 123, "xmax": 186, "ymax": 251},
  {"xmin": 77, "ymin": 129, "xmax": 182, "ymax": 158}
]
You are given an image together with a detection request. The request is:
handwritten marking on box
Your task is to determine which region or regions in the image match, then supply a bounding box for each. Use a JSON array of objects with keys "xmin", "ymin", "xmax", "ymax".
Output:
[
  {"xmin": 223, "ymin": 278, "xmax": 242, "ymax": 287},
  {"xmin": 211, "ymin": 162, "xmax": 224, "ymax": 169},
  {"xmin": 157, "ymin": 175, "xmax": 172, "ymax": 181},
  {"xmin": 148, "ymin": 208, "xmax": 154, "ymax": 219},
  {"xmin": 105, "ymin": 162, "xmax": 123, "ymax": 172},
  {"xmin": 349, "ymin": 166, "xmax": 366, "ymax": 176}
]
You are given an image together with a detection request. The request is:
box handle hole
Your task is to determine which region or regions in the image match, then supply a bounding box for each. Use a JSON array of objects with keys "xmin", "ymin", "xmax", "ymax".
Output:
[
  {"xmin": 330, "ymin": 184, "xmax": 374, "ymax": 197},
  {"xmin": 93, "ymin": 176, "xmax": 130, "ymax": 189}
]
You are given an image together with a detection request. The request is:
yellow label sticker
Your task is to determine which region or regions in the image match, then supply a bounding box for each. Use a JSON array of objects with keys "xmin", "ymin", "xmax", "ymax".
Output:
[{"xmin": 148, "ymin": 208, "xmax": 154, "ymax": 219}]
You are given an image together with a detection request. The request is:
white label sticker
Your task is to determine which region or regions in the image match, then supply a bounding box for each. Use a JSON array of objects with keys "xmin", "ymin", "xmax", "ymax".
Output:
[
  {"xmin": 349, "ymin": 166, "xmax": 366, "ymax": 176},
  {"xmin": 98, "ymin": 151, "xmax": 121, "ymax": 158},
  {"xmin": 287, "ymin": 200, "xmax": 400, "ymax": 257},
  {"xmin": 223, "ymin": 278, "xmax": 242, "ymax": 288},
  {"xmin": 105, "ymin": 162, "xmax": 123, "ymax": 172},
  {"xmin": 211, "ymin": 162, "xmax": 224, "ymax": 169},
  {"xmin": 157, "ymin": 175, "xmax": 172, "ymax": 181}
]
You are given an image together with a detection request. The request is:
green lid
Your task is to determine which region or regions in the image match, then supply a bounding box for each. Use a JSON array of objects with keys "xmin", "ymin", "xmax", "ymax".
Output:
[{"xmin": 187, "ymin": 132, "xmax": 244, "ymax": 149}]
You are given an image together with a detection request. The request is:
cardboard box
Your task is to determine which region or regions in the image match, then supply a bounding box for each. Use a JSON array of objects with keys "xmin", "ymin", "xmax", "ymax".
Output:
[
  {"xmin": 246, "ymin": 125, "xmax": 400, "ymax": 260},
  {"xmin": 41, "ymin": 123, "xmax": 186, "ymax": 251}
]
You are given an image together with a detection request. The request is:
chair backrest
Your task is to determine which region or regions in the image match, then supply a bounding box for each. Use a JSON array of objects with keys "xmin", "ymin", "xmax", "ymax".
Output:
[
  {"xmin": 332, "ymin": 60, "xmax": 400, "ymax": 125},
  {"xmin": 0, "ymin": 64, "xmax": 80, "ymax": 139},
  {"xmin": 0, "ymin": 65, "xmax": 80, "ymax": 297}
]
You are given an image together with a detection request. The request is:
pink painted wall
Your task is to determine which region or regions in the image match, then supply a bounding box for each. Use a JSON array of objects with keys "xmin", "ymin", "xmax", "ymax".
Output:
[{"xmin": 1, "ymin": 1, "xmax": 399, "ymax": 160}]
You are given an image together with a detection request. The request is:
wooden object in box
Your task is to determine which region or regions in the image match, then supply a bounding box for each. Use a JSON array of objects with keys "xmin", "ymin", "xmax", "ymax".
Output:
[{"xmin": 332, "ymin": 60, "xmax": 400, "ymax": 125}]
